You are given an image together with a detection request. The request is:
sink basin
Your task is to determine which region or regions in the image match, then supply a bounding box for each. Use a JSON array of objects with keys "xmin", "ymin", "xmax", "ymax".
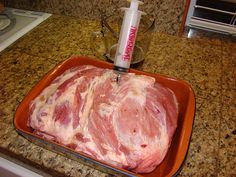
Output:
[{"xmin": 0, "ymin": 8, "xmax": 51, "ymax": 52}]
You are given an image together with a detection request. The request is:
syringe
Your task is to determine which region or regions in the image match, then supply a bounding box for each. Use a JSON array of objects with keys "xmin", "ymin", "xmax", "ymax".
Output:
[{"xmin": 113, "ymin": 0, "xmax": 145, "ymax": 82}]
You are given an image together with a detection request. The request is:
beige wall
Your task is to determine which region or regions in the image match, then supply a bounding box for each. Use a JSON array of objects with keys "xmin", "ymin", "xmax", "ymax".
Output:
[{"xmin": 2, "ymin": 0, "xmax": 186, "ymax": 35}]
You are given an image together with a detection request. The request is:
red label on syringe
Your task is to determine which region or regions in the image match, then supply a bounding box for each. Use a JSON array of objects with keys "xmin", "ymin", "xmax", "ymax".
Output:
[{"xmin": 122, "ymin": 26, "xmax": 137, "ymax": 61}]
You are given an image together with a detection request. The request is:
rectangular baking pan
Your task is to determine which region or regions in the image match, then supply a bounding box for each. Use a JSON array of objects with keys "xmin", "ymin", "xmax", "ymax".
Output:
[{"xmin": 14, "ymin": 56, "xmax": 195, "ymax": 177}]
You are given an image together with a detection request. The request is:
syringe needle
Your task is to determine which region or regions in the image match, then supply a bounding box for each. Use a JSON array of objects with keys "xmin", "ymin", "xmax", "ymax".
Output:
[{"xmin": 116, "ymin": 73, "xmax": 121, "ymax": 83}]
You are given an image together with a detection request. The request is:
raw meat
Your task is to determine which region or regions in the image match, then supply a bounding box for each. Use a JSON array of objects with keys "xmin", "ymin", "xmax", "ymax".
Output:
[{"xmin": 28, "ymin": 65, "xmax": 178, "ymax": 173}]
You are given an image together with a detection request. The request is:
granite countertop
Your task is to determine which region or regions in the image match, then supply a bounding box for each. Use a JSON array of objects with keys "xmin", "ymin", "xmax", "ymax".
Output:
[{"xmin": 0, "ymin": 15, "xmax": 235, "ymax": 177}]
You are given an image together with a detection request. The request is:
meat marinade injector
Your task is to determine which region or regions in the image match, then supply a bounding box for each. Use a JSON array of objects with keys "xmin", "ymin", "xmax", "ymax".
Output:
[{"xmin": 113, "ymin": 0, "xmax": 145, "ymax": 82}]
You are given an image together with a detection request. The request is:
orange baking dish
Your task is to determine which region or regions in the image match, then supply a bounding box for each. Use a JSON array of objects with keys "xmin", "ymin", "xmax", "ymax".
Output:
[{"xmin": 14, "ymin": 56, "xmax": 195, "ymax": 177}]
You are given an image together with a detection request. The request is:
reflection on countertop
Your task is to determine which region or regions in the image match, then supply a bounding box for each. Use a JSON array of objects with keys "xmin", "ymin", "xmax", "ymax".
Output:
[{"xmin": 0, "ymin": 15, "xmax": 235, "ymax": 177}]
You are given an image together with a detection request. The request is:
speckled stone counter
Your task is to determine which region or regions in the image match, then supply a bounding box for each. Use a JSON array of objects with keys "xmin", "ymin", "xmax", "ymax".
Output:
[
  {"xmin": 4, "ymin": 0, "xmax": 185, "ymax": 35},
  {"xmin": 0, "ymin": 15, "xmax": 235, "ymax": 177}
]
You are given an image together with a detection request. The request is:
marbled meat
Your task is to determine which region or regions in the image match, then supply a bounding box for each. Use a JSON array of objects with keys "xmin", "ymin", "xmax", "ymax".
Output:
[{"xmin": 28, "ymin": 65, "xmax": 178, "ymax": 173}]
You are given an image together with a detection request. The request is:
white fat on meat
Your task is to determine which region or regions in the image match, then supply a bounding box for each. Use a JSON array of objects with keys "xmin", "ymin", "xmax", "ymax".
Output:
[{"xmin": 29, "ymin": 65, "xmax": 178, "ymax": 173}]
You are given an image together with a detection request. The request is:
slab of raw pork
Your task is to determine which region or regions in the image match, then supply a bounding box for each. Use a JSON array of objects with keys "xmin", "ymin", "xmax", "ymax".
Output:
[{"xmin": 28, "ymin": 65, "xmax": 178, "ymax": 173}]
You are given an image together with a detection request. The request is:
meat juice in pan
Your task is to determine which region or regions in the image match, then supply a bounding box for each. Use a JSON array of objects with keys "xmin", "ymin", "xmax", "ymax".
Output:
[{"xmin": 28, "ymin": 65, "xmax": 179, "ymax": 173}]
